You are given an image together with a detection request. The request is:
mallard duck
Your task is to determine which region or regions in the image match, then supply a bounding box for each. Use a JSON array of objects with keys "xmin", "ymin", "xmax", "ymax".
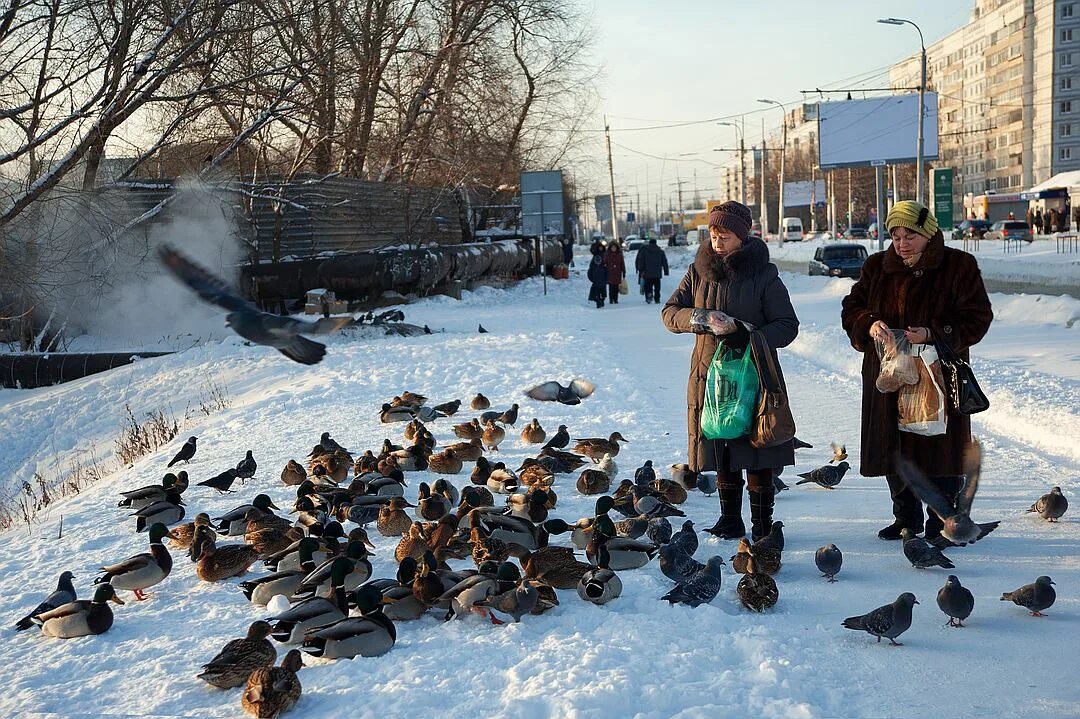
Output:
[
  {"xmin": 368, "ymin": 473, "xmax": 407, "ymax": 498},
  {"xmin": 576, "ymin": 468, "xmax": 610, "ymax": 495},
  {"xmin": 194, "ymin": 533, "xmax": 260, "ymax": 582},
  {"xmin": 131, "ymin": 489, "xmax": 185, "ymax": 532},
  {"xmin": 527, "ymin": 484, "xmax": 557, "ymax": 509},
  {"xmin": 354, "ymin": 450, "xmax": 378, "ymax": 475},
  {"xmin": 395, "ymin": 522, "xmax": 430, "ymax": 563},
  {"xmin": 470, "ymin": 521, "xmax": 509, "ymax": 567},
  {"xmin": 428, "ymin": 449, "xmax": 464, "ymax": 476},
  {"xmin": 652, "ymin": 478, "xmax": 689, "ymax": 505},
  {"xmin": 470, "ymin": 393, "xmax": 490, "ymax": 410},
  {"xmin": 737, "ymin": 553, "xmax": 779, "ymax": 612},
  {"xmin": 34, "ymin": 582, "xmax": 123, "ymax": 638},
  {"xmin": 415, "ymin": 482, "xmax": 450, "ymax": 521},
  {"xmin": 246, "ymin": 507, "xmax": 292, "ymax": 535},
  {"xmin": 98, "ymin": 522, "xmax": 178, "ymax": 600},
  {"xmin": 15, "ymin": 571, "xmax": 77, "ymax": 631},
  {"xmin": 337, "ymin": 495, "xmax": 387, "ymax": 527},
  {"xmin": 170, "ymin": 512, "xmax": 211, "ymax": 550},
  {"xmin": 378, "ymin": 497, "xmax": 415, "ymax": 537},
  {"xmin": 431, "ymin": 478, "xmax": 460, "ymax": 507},
  {"xmin": 453, "ymin": 418, "xmax": 483, "ymax": 441},
  {"xmin": 214, "ymin": 494, "xmax": 281, "ymax": 536},
  {"xmin": 470, "ymin": 457, "xmax": 492, "ymax": 485},
  {"xmin": 411, "ymin": 551, "xmax": 444, "ymax": 605},
  {"xmin": 280, "ymin": 460, "xmax": 307, "ymax": 486},
  {"xmin": 732, "ymin": 537, "xmax": 782, "ymax": 575},
  {"xmin": 300, "ymin": 585, "xmax": 396, "ymax": 659},
  {"xmin": 403, "ymin": 419, "xmax": 425, "ymax": 443},
  {"xmin": 577, "ymin": 546, "xmax": 622, "ymax": 605},
  {"xmin": 380, "ymin": 403, "xmax": 416, "ymax": 423},
  {"xmin": 198, "ymin": 621, "xmax": 276, "ymax": 689},
  {"xmin": 240, "ymin": 538, "xmax": 321, "ymax": 606},
  {"xmin": 518, "ymin": 459, "xmax": 554, "ymax": 488},
  {"xmin": 245, "ymin": 524, "xmax": 293, "ymax": 558},
  {"xmin": 241, "ymin": 649, "xmax": 303, "ymax": 718},
  {"xmin": 267, "ymin": 565, "xmax": 350, "ymax": 644},
  {"xmin": 614, "ymin": 515, "xmax": 648, "ymax": 539},
  {"xmin": 459, "ymin": 485, "xmax": 494, "ymax": 513},
  {"xmin": 486, "ymin": 463, "xmax": 518, "ymax": 494},
  {"xmin": 573, "ymin": 431, "xmax": 629, "ymax": 460},
  {"xmin": 481, "ymin": 420, "xmax": 505, "ymax": 452},
  {"xmin": 507, "ymin": 490, "xmax": 549, "ymax": 524},
  {"xmin": 436, "ymin": 560, "xmax": 499, "ymax": 619},
  {"xmin": 565, "ymin": 517, "xmax": 594, "ymax": 550},
  {"xmin": 477, "ymin": 514, "xmax": 566, "ymax": 552},
  {"xmin": 539, "ymin": 447, "xmax": 589, "ymax": 472},
  {"xmin": 262, "ymin": 524, "xmax": 341, "ymax": 572},
  {"xmin": 309, "ymin": 451, "xmax": 350, "ymax": 483},
  {"xmin": 117, "ymin": 472, "xmax": 186, "ymax": 509},
  {"xmin": 520, "ymin": 419, "xmax": 546, "ymax": 445},
  {"xmin": 669, "ymin": 463, "xmax": 698, "ymax": 491},
  {"xmin": 586, "ymin": 505, "xmax": 658, "ymax": 570},
  {"xmin": 445, "ymin": 438, "xmax": 483, "ymax": 462},
  {"xmin": 399, "ymin": 391, "xmax": 427, "ymax": 408},
  {"xmin": 508, "ymin": 543, "xmax": 590, "ymax": 589},
  {"xmin": 662, "ymin": 556, "xmax": 726, "ymax": 607},
  {"xmin": 291, "ymin": 545, "xmax": 372, "ymax": 599}
]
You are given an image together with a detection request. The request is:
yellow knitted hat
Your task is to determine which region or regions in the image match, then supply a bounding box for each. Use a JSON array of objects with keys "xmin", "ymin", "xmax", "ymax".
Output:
[{"xmin": 886, "ymin": 200, "xmax": 939, "ymax": 239}]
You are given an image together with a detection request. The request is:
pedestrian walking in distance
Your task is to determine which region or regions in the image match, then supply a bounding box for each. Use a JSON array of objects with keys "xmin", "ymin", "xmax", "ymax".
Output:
[{"xmin": 635, "ymin": 238, "xmax": 670, "ymax": 305}]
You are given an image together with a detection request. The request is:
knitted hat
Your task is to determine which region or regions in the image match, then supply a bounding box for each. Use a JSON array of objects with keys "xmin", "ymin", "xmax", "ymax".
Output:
[
  {"xmin": 707, "ymin": 201, "xmax": 752, "ymax": 241},
  {"xmin": 886, "ymin": 200, "xmax": 939, "ymax": 239}
]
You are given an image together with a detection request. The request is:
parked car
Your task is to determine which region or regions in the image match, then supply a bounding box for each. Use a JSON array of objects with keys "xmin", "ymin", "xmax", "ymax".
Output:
[
  {"xmin": 951, "ymin": 219, "xmax": 993, "ymax": 241},
  {"xmin": 808, "ymin": 243, "xmax": 869, "ymax": 278},
  {"xmin": 843, "ymin": 226, "xmax": 869, "ymax": 239},
  {"xmin": 782, "ymin": 217, "xmax": 804, "ymax": 242},
  {"xmin": 984, "ymin": 220, "xmax": 1033, "ymax": 243},
  {"xmin": 671, "ymin": 233, "xmax": 688, "ymax": 246},
  {"xmin": 749, "ymin": 220, "xmax": 763, "ymax": 241},
  {"xmin": 625, "ymin": 236, "xmax": 646, "ymax": 251}
]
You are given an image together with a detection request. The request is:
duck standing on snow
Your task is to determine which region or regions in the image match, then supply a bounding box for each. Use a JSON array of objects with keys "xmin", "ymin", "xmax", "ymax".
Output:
[
  {"xmin": 198, "ymin": 620, "xmax": 277, "ymax": 689},
  {"xmin": 33, "ymin": 582, "xmax": 124, "ymax": 639},
  {"xmin": 481, "ymin": 420, "xmax": 505, "ymax": 452},
  {"xmin": 574, "ymin": 432, "xmax": 629, "ymax": 461},
  {"xmin": 241, "ymin": 649, "xmax": 304, "ymax": 718},
  {"xmin": 171, "ymin": 513, "xmax": 212, "ymax": 552},
  {"xmin": 98, "ymin": 523, "xmax": 178, "ymax": 600},
  {"xmin": 15, "ymin": 571, "xmax": 77, "ymax": 631}
]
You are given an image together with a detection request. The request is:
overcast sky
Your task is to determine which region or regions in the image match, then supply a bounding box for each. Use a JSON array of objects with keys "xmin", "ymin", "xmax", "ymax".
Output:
[{"xmin": 577, "ymin": 0, "xmax": 975, "ymax": 213}]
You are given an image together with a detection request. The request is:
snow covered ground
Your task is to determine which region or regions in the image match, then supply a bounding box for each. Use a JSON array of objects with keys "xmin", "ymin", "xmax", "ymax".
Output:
[{"xmin": 1, "ymin": 246, "xmax": 1078, "ymax": 718}]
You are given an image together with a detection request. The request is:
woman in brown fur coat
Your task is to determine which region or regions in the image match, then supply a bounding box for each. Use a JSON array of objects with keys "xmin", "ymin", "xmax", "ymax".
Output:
[{"xmin": 841, "ymin": 201, "xmax": 993, "ymax": 541}]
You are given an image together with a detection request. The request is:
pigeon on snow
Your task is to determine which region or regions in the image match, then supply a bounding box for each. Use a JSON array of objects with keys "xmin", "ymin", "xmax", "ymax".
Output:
[
  {"xmin": 937, "ymin": 575, "xmax": 974, "ymax": 627},
  {"xmin": 842, "ymin": 592, "xmax": 919, "ymax": 645},
  {"xmin": 900, "ymin": 528, "xmax": 954, "ymax": 569},
  {"xmin": 795, "ymin": 462, "xmax": 849, "ymax": 489},
  {"xmin": 1027, "ymin": 487, "xmax": 1068, "ymax": 522},
  {"xmin": 815, "ymin": 544, "xmax": 843, "ymax": 582},
  {"xmin": 1001, "ymin": 576, "xmax": 1056, "ymax": 616},
  {"xmin": 661, "ymin": 556, "xmax": 725, "ymax": 607}
]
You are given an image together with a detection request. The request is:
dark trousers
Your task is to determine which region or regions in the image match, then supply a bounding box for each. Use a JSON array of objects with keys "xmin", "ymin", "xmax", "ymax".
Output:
[
  {"xmin": 718, "ymin": 467, "xmax": 774, "ymax": 491},
  {"xmin": 607, "ymin": 284, "xmax": 620, "ymax": 303},
  {"xmin": 886, "ymin": 473, "xmax": 962, "ymax": 535},
  {"xmin": 643, "ymin": 277, "xmax": 661, "ymax": 303},
  {"xmin": 588, "ymin": 286, "xmax": 605, "ymax": 307}
]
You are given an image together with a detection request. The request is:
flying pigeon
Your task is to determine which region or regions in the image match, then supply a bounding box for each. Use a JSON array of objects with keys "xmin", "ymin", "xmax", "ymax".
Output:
[
  {"xmin": 842, "ymin": 592, "xmax": 919, "ymax": 645},
  {"xmin": 1001, "ymin": 576, "xmax": 1056, "ymax": 616},
  {"xmin": 158, "ymin": 245, "xmax": 352, "ymax": 365},
  {"xmin": 900, "ymin": 528, "xmax": 954, "ymax": 569},
  {"xmin": 895, "ymin": 442, "xmax": 999, "ymax": 546},
  {"xmin": 831, "ymin": 442, "xmax": 847, "ymax": 463},
  {"xmin": 793, "ymin": 437, "xmax": 814, "ymax": 450},
  {"xmin": 815, "ymin": 544, "xmax": 843, "ymax": 582},
  {"xmin": 168, "ymin": 437, "xmax": 198, "ymax": 467},
  {"xmin": 795, "ymin": 462, "xmax": 850, "ymax": 489},
  {"xmin": 1027, "ymin": 486, "xmax": 1068, "ymax": 522},
  {"xmin": 937, "ymin": 575, "xmax": 974, "ymax": 627},
  {"xmin": 525, "ymin": 379, "xmax": 596, "ymax": 405}
]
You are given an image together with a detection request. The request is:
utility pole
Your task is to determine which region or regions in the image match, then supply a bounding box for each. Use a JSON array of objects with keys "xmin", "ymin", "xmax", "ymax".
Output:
[
  {"xmin": 759, "ymin": 98, "xmax": 787, "ymax": 240},
  {"xmin": 740, "ymin": 129, "xmax": 747, "ymax": 206},
  {"xmin": 878, "ymin": 17, "xmax": 926, "ymax": 203},
  {"xmin": 604, "ymin": 116, "xmax": 619, "ymax": 244},
  {"xmin": 760, "ymin": 118, "xmax": 769, "ymax": 237},
  {"xmin": 829, "ymin": 171, "xmax": 838, "ymax": 237},
  {"xmin": 810, "ymin": 164, "xmax": 818, "ymax": 233},
  {"xmin": 847, "ymin": 168, "xmax": 853, "ymax": 230}
]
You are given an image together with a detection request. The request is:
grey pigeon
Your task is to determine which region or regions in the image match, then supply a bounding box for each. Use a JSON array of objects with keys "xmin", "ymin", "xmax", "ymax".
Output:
[
  {"xmin": 168, "ymin": 437, "xmax": 197, "ymax": 467},
  {"xmin": 661, "ymin": 556, "xmax": 725, "ymax": 607},
  {"xmin": 478, "ymin": 324, "xmax": 488, "ymax": 334},
  {"xmin": 795, "ymin": 461, "xmax": 850, "ymax": 489},
  {"xmin": 754, "ymin": 521, "xmax": 785, "ymax": 553},
  {"xmin": 646, "ymin": 517, "xmax": 672, "ymax": 545},
  {"xmin": 1027, "ymin": 486, "xmax": 1068, "ymax": 522},
  {"xmin": 525, "ymin": 379, "xmax": 595, "ymax": 405},
  {"xmin": 668, "ymin": 520, "xmax": 698, "ymax": 556},
  {"xmin": 235, "ymin": 450, "xmax": 257, "ymax": 481},
  {"xmin": 815, "ymin": 544, "xmax": 843, "ymax": 582},
  {"xmin": 14, "ymin": 571, "xmax": 77, "ymax": 631},
  {"xmin": 937, "ymin": 575, "xmax": 974, "ymax": 627},
  {"xmin": 772, "ymin": 473, "xmax": 789, "ymax": 492},
  {"xmin": 896, "ymin": 442, "xmax": 999, "ymax": 546},
  {"xmin": 159, "ymin": 245, "xmax": 352, "ymax": 365},
  {"xmin": 842, "ymin": 592, "xmax": 919, "ymax": 645},
  {"xmin": 1001, "ymin": 576, "xmax": 1056, "ymax": 616},
  {"xmin": 659, "ymin": 543, "xmax": 705, "ymax": 584},
  {"xmin": 696, "ymin": 472, "xmax": 718, "ymax": 496},
  {"xmin": 542, "ymin": 425, "xmax": 570, "ymax": 450},
  {"xmin": 634, "ymin": 460, "xmax": 657, "ymax": 487},
  {"xmin": 900, "ymin": 528, "xmax": 955, "ymax": 569},
  {"xmin": 633, "ymin": 489, "xmax": 685, "ymax": 519}
]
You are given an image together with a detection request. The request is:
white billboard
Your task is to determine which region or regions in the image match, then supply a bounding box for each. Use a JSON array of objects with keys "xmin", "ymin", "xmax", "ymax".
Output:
[
  {"xmin": 520, "ymin": 170, "xmax": 564, "ymax": 236},
  {"xmin": 817, "ymin": 93, "xmax": 938, "ymax": 170},
  {"xmin": 783, "ymin": 179, "xmax": 826, "ymax": 207}
]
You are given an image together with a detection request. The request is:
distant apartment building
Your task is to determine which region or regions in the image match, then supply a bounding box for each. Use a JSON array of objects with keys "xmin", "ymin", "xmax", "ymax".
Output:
[{"xmin": 889, "ymin": 0, "xmax": 1080, "ymax": 208}]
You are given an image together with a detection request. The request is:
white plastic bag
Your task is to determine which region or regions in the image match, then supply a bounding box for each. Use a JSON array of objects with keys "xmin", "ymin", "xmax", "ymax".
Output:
[
  {"xmin": 897, "ymin": 345, "xmax": 948, "ymax": 436},
  {"xmin": 874, "ymin": 329, "xmax": 919, "ymax": 393}
]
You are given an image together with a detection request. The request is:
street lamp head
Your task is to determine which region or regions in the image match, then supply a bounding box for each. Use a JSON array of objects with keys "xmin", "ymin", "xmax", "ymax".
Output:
[
  {"xmin": 757, "ymin": 99, "xmax": 772, "ymax": 104},
  {"xmin": 878, "ymin": 17, "xmax": 904, "ymax": 25}
]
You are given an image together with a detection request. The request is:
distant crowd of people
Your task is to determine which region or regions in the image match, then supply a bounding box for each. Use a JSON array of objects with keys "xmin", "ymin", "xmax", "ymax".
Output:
[{"xmin": 1022, "ymin": 205, "xmax": 1079, "ymax": 234}]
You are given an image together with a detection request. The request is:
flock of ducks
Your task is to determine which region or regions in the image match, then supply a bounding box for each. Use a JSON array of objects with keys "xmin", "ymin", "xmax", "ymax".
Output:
[{"xmin": 10, "ymin": 385, "xmax": 1072, "ymax": 715}]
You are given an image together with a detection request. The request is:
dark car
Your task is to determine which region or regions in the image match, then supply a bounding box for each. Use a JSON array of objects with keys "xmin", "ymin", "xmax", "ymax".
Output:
[
  {"xmin": 984, "ymin": 220, "xmax": 1033, "ymax": 243},
  {"xmin": 951, "ymin": 220, "xmax": 993, "ymax": 240},
  {"xmin": 809, "ymin": 243, "xmax": 868, "ymax": 278},
  {"xmin": 843, "ymin": 226, "xmax": 869, "ymax": 239}
]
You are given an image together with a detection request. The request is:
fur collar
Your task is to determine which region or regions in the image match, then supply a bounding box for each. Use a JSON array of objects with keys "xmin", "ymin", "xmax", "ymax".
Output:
[
  {"xmin": 693, "ymin": 236, "xmax": 770, "ymax": 283},
  {"xmin": 882, "ymin": 230, "xmax": 946, "ymax": 274}
]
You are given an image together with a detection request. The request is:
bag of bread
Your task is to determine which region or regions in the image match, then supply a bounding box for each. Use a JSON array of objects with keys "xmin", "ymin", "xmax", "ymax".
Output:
[
  {"xmin": 897, "ymin": 345, "xmax": 948, "ymax": 436},
  {"xmin": 874, "ymin": 329, "xmax": 919, "ymax": 393}
]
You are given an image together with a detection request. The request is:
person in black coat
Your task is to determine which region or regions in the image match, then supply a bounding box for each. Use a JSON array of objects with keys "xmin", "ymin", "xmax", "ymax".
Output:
[
  {"xmin": 560, "ymin": 236, "xmax": 575, "ymax": 267},
  {"xmin": 587, "ymin": 253, "xmax": 608, "ymax": 308},
  {"xmin": 635, "ymin": 238, "xmax": 670, "ymax": 304}
]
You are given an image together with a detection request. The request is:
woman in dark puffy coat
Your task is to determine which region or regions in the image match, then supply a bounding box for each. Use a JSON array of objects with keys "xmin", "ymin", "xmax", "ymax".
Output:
[
  {"xmin": 587, "ymin": 252, "xmax": 608, "ymax": 308},
  {"xmin": 602, "ymin": 242, "xmax": 626, "ymax": 304},
  {"xmin": 662, "ymin": 201, "xmax": 799, "ymax": 541},
  {"xmin": 842, "ymin": 200, "xmax": 992, "ymax": 542}
]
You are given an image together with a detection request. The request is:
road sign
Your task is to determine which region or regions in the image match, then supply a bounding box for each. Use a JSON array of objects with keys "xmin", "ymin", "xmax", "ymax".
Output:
[
  {"xmin": 932, "ymin": 168, "xmax": 954, "ymax": 230},
  {"xmin": 886, "ymin": 188, "xmax": 894, "ymax": 199},
  {"xmin": 520, "ymin": 170, "xmax": 564, "ymax": 237},
  {"xmin": 871, "ymin": 159, "xmax": 886, "ymax": 167},
  {"xmin": 626, "ymin": 211, "xmax": 635, "ymax": 223}
]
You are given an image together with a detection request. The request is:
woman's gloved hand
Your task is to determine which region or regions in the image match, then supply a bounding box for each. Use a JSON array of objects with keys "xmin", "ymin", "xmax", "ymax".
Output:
[{"xmin": 690, "ymin": 308, "xmax": 737, "ymax": 335}]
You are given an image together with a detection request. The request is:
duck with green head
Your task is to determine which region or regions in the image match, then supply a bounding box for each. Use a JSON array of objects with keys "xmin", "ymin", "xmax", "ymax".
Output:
[
  {"xmin": 266, "ymin": 560, "xmax": 350, "ymax": 644},
  {"xmin": 239, "ymin": 538, "xmax": 320, "ymax": 606},
  {"xmin": 300, "ymin": 585, "xmax": 397, "ymax": 659},
  {"xmin": 98, "ymin": 523, "xmax": 178, "ymax": 600},
  {"xmin": 34, "ymin": 582, "xmax": 124, "ymax": 638}
]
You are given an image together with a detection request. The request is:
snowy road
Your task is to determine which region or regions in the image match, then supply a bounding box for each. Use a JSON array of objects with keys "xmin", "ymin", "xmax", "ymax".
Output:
[{"xmin": 0, "ymin": 247, "xmax": 1077, "ymax": 718}]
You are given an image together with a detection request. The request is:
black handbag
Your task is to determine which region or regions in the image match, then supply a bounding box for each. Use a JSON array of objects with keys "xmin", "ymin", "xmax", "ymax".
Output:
[{"xmin": 934, "ymin": 338, "xmax": 989, "ymax": 415}]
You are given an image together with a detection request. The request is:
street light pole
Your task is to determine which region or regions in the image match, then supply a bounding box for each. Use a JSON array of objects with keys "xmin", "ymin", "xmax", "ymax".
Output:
[
  {"xmin": 879, "ymin": 17, "xmax": 927, "ymax": 204},
  {"xmin": 759, "ymin": 99, "xmax": 787, "ymax": 240},
  {"xmin": 718, "ymin": 121, "xmax": 747, "ymax": 205}
]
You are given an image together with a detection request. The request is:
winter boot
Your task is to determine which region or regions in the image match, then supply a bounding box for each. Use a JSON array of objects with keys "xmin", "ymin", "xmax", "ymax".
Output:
[
  {"xmin": 923, "ymin": 476, "xmax": 962, "ymax": 543},
  {"xmin": 749, "ymin": 487, "xmax": 776, "ymax": 543},
  {"xmin": 879, "ymin": 474, "xmax": 924, "ymax": 540},
  {"xmin": 704, "ymin": 481, "xmax": 746, "ymax": 539}
]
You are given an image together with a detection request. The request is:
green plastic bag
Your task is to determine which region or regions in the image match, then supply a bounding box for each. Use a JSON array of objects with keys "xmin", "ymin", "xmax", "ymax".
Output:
[{"xmin": 701, "ymin": 342, "xmax": 760, "ymax": 440}]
